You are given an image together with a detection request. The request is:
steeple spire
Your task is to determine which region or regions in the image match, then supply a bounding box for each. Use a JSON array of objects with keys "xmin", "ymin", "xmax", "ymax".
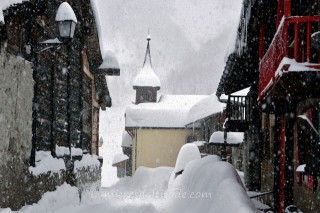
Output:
[{"xmin": 143, "ymin": 33, "xmax": 152, "ymax": 67}]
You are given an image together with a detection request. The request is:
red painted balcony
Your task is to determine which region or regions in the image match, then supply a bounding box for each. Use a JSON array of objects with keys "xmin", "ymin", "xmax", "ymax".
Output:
[{"xmin": 258, "ymin": 16, "xmax": 320, "ymax": 102}]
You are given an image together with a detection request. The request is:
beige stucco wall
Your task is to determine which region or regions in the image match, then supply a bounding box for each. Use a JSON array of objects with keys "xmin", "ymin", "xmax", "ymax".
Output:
[{"xmin": 132, "ymin": 128, "xmax": 201, "ymax": 173}]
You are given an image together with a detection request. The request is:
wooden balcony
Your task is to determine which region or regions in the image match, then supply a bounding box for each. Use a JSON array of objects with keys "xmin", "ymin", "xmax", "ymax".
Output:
[
  {"xmin": 258, "ymin": 16, "xmax": 320, "ymax": 104},
  {"xmin": 224, "ymin": 95, "xmax": 252, "ymax": 132}
]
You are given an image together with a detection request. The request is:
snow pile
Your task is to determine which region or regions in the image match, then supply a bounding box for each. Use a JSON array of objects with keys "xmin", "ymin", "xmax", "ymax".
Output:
[
  {"xmin": 29, "ymin": 151, "xmax": 66, "ymax": 176},
  {"xmin": 209, "ymin": 131, "xmax": 244, "ymax": 145},
  {"xmin": 55, "ymin": 2, "xmax": 77, "ymax": 23},
  {"xmin": 73, "ymin": 154, "xmax": 100, "ymax": 172},
  {"xmin": 122, "ymin": 131, "xmax": 132, "ymax": 147},
  {"xmin": 113, "ymin": 166, "xmax": 173, "ymax": 192},
  {"xmin": 174, "ymin": 143, "xmax": 201, "ymax": 174},
  {"xmin": 125, "ymin": 95, "xmax": 207, "ymax": 128},
  {"xmin": 16, "ymin": 183, "xmax": 79, "ymax": 213},
  {"xmin": 133, "ymin": 63, "xmax": 161, "ymax": 88},
  {"xmin": 185, "ymin": 94, "xmax": 224, "ymax": 125},
  {"xmin": 112, "ymin": 153, "xmax": 129, "ymax": 166},
  {"xmin": 0, "ymin": 0, "xmax": 28, "ymax": 23},
  {"xmin": 167, "ymin": 155, "xmax": 256, "ymax": 213}
]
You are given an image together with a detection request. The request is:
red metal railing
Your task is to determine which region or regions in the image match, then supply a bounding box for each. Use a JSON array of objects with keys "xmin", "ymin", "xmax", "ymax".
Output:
[{"xmin": 258, "ymin": 16, "xmax": 320, "ymax": 98}]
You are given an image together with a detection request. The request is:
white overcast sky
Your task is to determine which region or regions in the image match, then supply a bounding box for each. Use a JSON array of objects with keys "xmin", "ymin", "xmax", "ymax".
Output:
[{"xmin": 93, "ymin": 0, "xmax": 242, "ymax": 103}]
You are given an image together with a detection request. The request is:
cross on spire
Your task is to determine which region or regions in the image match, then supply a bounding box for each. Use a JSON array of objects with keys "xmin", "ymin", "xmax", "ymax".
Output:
[{"xmin": 143, "ymin": 33, "xmax": 152, "ymax": 67}]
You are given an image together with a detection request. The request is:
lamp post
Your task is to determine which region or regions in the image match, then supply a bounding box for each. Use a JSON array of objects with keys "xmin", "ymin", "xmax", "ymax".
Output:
[
  {"xmin": 55, "ymin": 2, "xmax": 78, "ymax": 167},
  {"xmin": 30, "ymin": 2, "xmax": 77, "ymax": 167}
]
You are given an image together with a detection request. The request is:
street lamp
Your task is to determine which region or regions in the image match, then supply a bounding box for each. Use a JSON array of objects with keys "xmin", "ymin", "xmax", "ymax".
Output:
[
  {"xmin": 30, "ymin": 2, "xmax": 78, "ymax": 167},
  {"xmin": 55, "ymin": 2, "xmax": 78, "ymax": 39}
]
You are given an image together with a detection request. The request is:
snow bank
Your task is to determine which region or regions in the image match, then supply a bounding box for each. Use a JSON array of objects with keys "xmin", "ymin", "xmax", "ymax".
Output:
[
  {"xmin": 125, "ymin": 95, "xmax": 207, "ymax": 128},
  {"xmin": 112, "ymin": 153, "xmax": 129, "ymax": 166},
  {"xmin": 167, "ymin": 156, "xmax": 256, "ymax": 213},
  {"xmin": 74, "ymin": 154, "xmax": 100, "ymax": 172},
  {"xmin": 18, "ymin": 183, "xmax": 79, "ymax": 213},
  {"xmin": 174, "ymin": 143, "xmax": 201, "ymax": 173},
  {"xmin": 29, "ymin": 151, "xmax": 66, "ymax": 176},
  {"xmin": 109, "ymin": 166, "xmax": 173, "ymax": 195}
]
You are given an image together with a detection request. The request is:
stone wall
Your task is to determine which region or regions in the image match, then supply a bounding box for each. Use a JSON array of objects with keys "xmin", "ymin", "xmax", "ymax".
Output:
[
  {"xmin": 0, "ymin": 51, "xmax": 33, "ymax": 209},
  {"xmin": 0, "ymin": 51, "xmax": 33, "ymax": 168}
]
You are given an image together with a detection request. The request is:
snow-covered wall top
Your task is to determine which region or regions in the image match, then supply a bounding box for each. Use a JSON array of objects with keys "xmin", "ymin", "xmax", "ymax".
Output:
[
  {"xmin": 209, "ymin": 131, "xmax": 244, "ymax": 145},
  {"xmin": 185, "ymin": 94, "xmax": 224, "ymax": 125},
  {"xmin": 125, "ymin": 95, "xmax": 207, "ymax": 128},
  {"xmin": 0, "ymin": 0, "xmax": 28, "ymax": 23},
  {"xmin": 133, "ymin": 64, "xmax": 161, "ymax": 88}
]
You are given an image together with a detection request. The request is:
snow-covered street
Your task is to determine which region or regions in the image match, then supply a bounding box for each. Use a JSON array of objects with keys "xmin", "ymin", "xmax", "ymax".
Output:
[{"xmin": 1, "ymin": 155, "xmax": 256, "ymax": 213}]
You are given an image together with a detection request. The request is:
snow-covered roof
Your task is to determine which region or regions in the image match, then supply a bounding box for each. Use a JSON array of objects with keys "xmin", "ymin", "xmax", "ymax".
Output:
[
  {"xmin": 122, "ymin": 131, "xmax": 132, "ymax": 147},
  {"xmin": 174, "ymin": 143, "xmax": 201, "ymax": 174},
  {"xmin": 231, "ymin": 87, "xmax": 251, "ymax": 96},
  {"xmin": 133, "ymin": 63, "xmax": 161, "ymax": 88},
  {"xmin": 0, "ymin": 0, "xmax": 28, "ymax": 23},
  {"xmin": 185, "ymin": 93, "xmax": 224, "ymax": 125},
  {"xmin": 209, "ymin": 131, "xmax": 244, "ymax": 145},
  {"xmin": 112, "ymin": 153, "xmax": 129, "ymax": 166},
  {"xmin": 55, "ymin": 2, "xmax": 78, "ymax": 23},
  {"xmin": 125, "ymin": 95, "xmax": 207, "ymax": 128},
  {"xmin": 98, "ymin": 50, "xmax": 120, "ymax": 70}
]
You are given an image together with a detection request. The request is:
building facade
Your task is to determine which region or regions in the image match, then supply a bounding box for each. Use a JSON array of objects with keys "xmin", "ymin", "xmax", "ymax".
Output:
[
  {"xmin": 217, "ymin": 0, "xmax": 320, "ymax": 212},
  {"xmin": 0, "ymin": 0, "xmax": 118, "ymax": 210}
]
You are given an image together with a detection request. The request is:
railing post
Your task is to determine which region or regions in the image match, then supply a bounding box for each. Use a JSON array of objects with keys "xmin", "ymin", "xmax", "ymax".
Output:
[
  {"xmin": 284, "ymin": 0, "xmax": 291, "ymax": 17},
  {"xmin": 294, "ymin": 22, "xmax": 299, "ymax": 61},
  {"xmin": 307, "ymin": 22, "xmax": 311, "ymax": 62},
  {"xmin": 277, "ymin": 0, "xmax": 284, "ymax": 29},
  {"xmin": 284, "ymin": 22, "xmax": 289, "ymax": 57}
]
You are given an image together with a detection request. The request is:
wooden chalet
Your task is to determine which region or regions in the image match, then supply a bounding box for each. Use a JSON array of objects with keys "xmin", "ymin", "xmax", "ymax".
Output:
[
  {"xmin": 0, "ymin": 0, "xmax": 119, "ymax": 210},
  {"xmin": 217, "ymin": 0, "xmax": 320, "ymax": 212}
]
